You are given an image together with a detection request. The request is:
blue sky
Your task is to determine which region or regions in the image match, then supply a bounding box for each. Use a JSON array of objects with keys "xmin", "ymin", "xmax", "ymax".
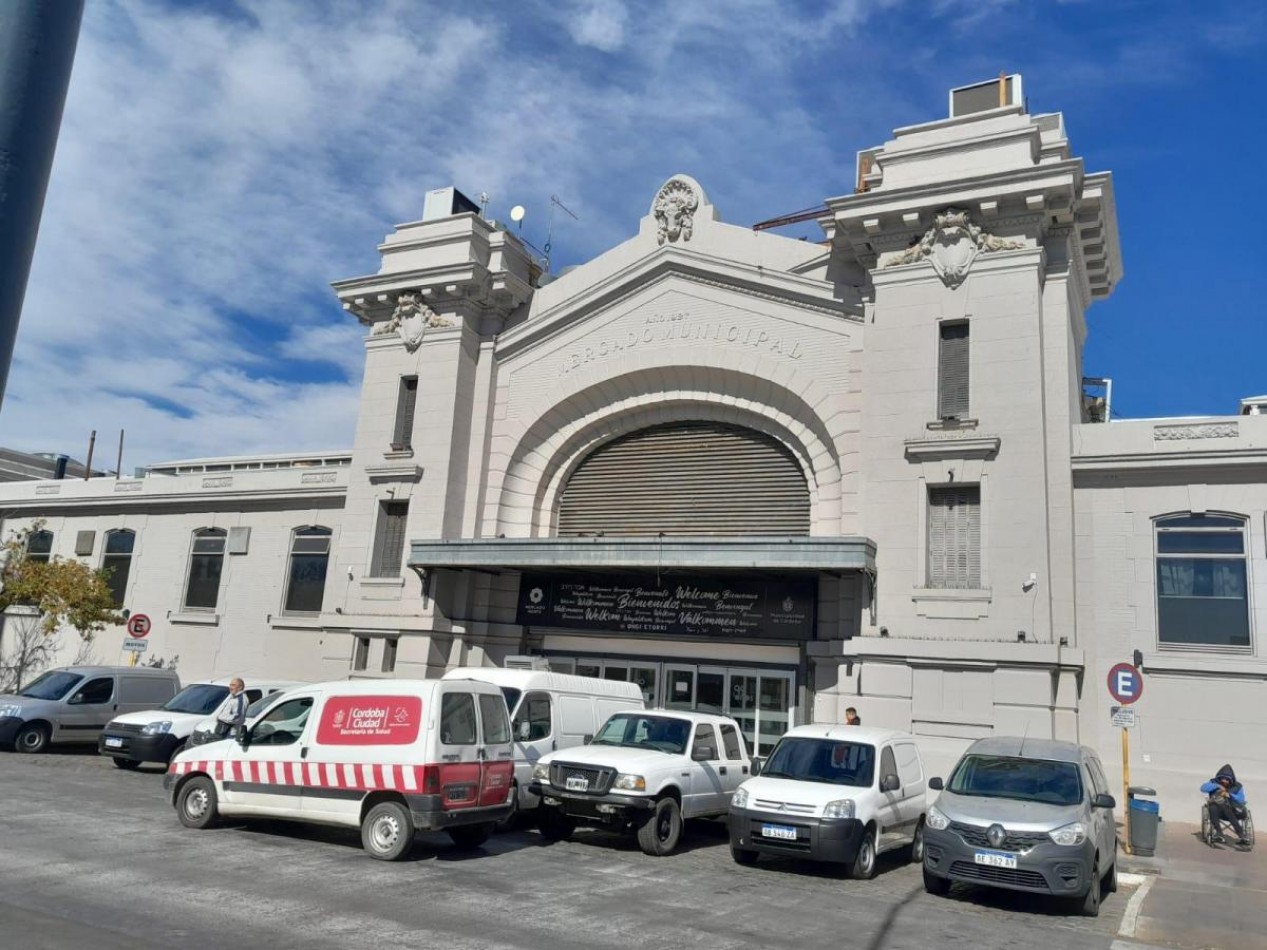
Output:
[{"xmin": 2, "ymin": 0, "xmax": 1263, "ymax": 466}]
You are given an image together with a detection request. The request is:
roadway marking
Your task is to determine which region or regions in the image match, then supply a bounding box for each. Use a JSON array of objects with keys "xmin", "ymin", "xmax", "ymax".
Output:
[
  {"xmin": 1117, "ymin": 872, "xmax": 1147, "ymax": 886},
  {"xmin": 1118, "ymin": 872, "xmax": 1155, "ymax": 938}
]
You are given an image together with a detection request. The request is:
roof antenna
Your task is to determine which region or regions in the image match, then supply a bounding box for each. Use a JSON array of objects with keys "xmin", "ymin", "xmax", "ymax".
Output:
[
  {"xmin": 1020, "ymin": 716, "xmax": 1031, "ymax": 757},
  {"xmin": 544, "ymin": 194, "xmax": 578, "ymax": 273}
]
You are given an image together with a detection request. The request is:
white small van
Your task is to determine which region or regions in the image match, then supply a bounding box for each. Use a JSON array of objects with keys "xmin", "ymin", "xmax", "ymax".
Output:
[
  {"xmin": 442, "ymin": 667, "xmax": 645, "ymax": 823},
  {"xmin": 728, "ymin": 725, "xmax": 928, "ymax": 878},
  {"xmin": 164, "ymin": 678, "xmax": 515, "ymax": 860}
]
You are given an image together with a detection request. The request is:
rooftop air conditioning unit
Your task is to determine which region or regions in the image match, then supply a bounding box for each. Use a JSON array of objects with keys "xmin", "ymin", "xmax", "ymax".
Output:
[
  {"xmin": 950, "ymin": 74, "xmax": 1023, "ymax": 118},
  {"xmin": 503, "ymin": 655, "xmax": 551, "ymax": 671}
]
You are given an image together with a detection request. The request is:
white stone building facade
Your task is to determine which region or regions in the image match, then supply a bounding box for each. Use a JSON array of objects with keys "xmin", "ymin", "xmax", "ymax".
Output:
[{"xmin": 2, "ymin": 79, "xmax": 1260, "ymax": 815}]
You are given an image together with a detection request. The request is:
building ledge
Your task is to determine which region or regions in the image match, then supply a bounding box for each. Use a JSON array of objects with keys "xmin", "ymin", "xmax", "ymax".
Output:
[
  {"xmin": 267, "ymin": 615, "xmax": 322, "ymax": 631},
  {"xmin": 905, "ymin": 435, "xmax": 1000, "ymax": 462},
  {"xmin": 1141, "ymin": 652, "xmax": 1267, "ymax": 679},
  {"xmin": 408, "ymin": 536, "xmax": 876, "ymax": 574},
  {"xmin": 360, "ymin": 576, "xmax": 406, "ymax": 588},
  {"xmin": 365, "ymin": 463, "xmax": 423, "ymax": 483},
  {"xmin": 807, "ymin": 635, "xmax": 1083, "ymax": 669},
  {"xmin": 169, "ymin": 611, "xmax": 219, "ymax": 626}
]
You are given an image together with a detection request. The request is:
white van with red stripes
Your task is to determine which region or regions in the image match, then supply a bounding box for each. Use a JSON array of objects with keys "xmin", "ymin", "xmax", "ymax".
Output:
[{"xmin": 163, "ymin": 678, "xmax": 515, "ymax": 860}]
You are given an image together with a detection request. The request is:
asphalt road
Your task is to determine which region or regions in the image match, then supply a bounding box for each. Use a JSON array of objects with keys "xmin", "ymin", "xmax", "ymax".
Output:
[{"xmin": 0, "ymin": 750, "xmax": 1141, "ymax": 950}]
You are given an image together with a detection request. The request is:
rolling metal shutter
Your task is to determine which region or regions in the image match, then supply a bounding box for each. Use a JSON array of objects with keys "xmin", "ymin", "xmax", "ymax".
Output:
[
  {"xmin": 938, "ymin": 322, "xmax": 970, "ymax": 420},
  {"xmin": 557, "ymin": 422, "xmax": 809, "ymax": 536},
  {"xmin": 927, "ymin": 485, "xmax": 980, "ymax": 588}
]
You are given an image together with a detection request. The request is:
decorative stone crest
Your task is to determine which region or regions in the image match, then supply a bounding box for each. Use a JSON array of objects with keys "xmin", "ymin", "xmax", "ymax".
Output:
[
  {"xmin": 653, "ymin": 177, "xmax": 700, "ymax": 245},
  {"xmin": 885, "ymin": 208, "xmax": 1024, "ymax": 288},
  {"xmin": 373, "ymin": 291, "xmax": 453, "ymax": 351},
  {"xmin": 1154, "ymin": 423, "xmax": 1239, "ymax": 441}
]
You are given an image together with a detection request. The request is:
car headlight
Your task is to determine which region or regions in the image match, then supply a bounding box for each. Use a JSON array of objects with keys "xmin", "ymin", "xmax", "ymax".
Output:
[
  {"xmin": 531, "ymin": 763, "xmax": 550, "ymax": 783},
  {"xmin": 823, "ymin": 799, "xmax": 856, "ymax": 820},
  {"xmin": 1049, "ymin": 821, "xmax": 1087, "ymax": 846},
  {"xmin": 0, "ymin": 704, "xmax": 22, "ymax": 718},
  {"xmin": 613, "ymin": 773, "xmax": 646, "ymax": 792},
  {"xmin": 141, "ymin": 720, "xmax": 173, "ymax": 736},
  {"xmin": 732, "ymin": 786, "xmax": 749, "ymax": 809},
  {"xmin": 926, "ymin": 805, "xmax": 950, "ymax": 831}
]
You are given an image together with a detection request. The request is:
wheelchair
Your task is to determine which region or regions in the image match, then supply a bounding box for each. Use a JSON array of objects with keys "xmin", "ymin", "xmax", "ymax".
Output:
[{"xmin": 1201, "ymin": 799, "xmax": 1255, "ymax": 850}]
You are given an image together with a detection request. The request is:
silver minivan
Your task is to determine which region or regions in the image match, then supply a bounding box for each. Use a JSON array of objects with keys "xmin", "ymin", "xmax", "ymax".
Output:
[
  {"xmin": 0, "ymin": 666, "xmax": 180, "ymax": 753},
  {"xmin": 922, "ymin": 736, "xmax": 1118, "ymax": 917}
]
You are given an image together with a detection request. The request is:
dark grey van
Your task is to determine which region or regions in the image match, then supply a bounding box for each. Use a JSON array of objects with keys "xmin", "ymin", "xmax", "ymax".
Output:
[{"xmin": 0, "ymin": 666, "xmax": 180, "ymax": 753}]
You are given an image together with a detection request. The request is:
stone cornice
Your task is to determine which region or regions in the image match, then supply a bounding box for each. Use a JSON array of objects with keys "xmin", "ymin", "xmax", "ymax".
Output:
[{"xmin": 904, "ymin": 434, "xmax": 1001, "ymax": 462}]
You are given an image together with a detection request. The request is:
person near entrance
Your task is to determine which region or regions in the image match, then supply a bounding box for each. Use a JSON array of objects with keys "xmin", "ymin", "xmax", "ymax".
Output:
[{"xmin": 844, "ymin": 707, "xmax": 861, "ymax": 726}]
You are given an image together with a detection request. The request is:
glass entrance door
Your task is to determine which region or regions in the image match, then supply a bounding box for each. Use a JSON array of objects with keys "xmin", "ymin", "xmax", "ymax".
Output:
[{"xmin": 664, "ymin": 665, "xmax": 696, "ymax": 710}]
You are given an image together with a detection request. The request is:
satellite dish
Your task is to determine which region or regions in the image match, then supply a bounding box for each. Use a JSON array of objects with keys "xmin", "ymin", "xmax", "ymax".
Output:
[{"xmin": 510, "ymin": 205, "xmax": 526, "ymax": 222}]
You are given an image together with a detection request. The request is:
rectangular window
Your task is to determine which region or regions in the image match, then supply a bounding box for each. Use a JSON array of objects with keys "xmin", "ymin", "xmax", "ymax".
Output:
[
  {"xmin": 440, "ymin": 692, "xmax": 478, "ymax": 745},
  {"xmin": 369, "ymin": 501, "xmax": 409, "ymax": 577},
  {"xmin": 479, "ymin": 693, "xmax": 512, "ymax": 744},
  {"xmin": 392, "ymin": 376, "xmax": 418, "ymax": 451},
  {"xmin": 102, "ymin": 530, "xmax": 135, "ymax": 608},
  {"xmin": 692, "ymin": 723, "xmax": 718, "ymax": 760},
  {"xmin": 381, "ymin": 637, "xmax": 398, "ymax": 673},
  {"xmin": 937, "ymin": 321, "xmax": 970, "ymax": 420},
  {"xmin": 26, "ymin": 530, "xmax": 53, "ymax": 564},
  {"xmin": 284, "ymin": 527, "xmax": 332, "ymax": 614},
  {"xmin": 184, "ymin": 529, "xmax": 226, "ymax": 610},
  {"xmin": 1156, "ymin": 514, "xmax": 1251, "ymax": 651},
  {"xmin": 927, "ymin": 485, "xmax": 981, "ymax": 589},
  {"xmin": 351, "ymin": 636, "xmax": 370, "ymax": 672},
  {"xmin": 720, "ymin": 723, "xmax": 743, "ymax": 760}
]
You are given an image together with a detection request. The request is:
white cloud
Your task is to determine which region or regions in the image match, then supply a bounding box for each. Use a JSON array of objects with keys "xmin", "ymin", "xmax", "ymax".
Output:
[{"xmin": 566, "ymin": 0, "xmax": 629, "ymax": 52}]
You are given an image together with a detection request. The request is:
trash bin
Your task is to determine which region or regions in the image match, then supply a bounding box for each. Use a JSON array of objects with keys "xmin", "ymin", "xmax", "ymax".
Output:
[{"xmin": 1128, "ymin": 785, "xmax": 1159, "ymax": 856}]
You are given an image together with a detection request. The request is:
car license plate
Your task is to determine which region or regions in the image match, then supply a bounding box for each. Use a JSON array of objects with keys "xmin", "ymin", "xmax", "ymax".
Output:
[
  {"xmin": 566, "ymin": 776, "xmax": 589, "ymax": 791},
  {"xmin": 104, "ymin": 737, "xmax": 123, "ymax": 749},
  {"xmin": 974, "ymin": 849, "xmax": 1017, "ymax": 869},
  {"xmin": 761, "ymin": 823, "xmax": 797, "ymax": 840}
]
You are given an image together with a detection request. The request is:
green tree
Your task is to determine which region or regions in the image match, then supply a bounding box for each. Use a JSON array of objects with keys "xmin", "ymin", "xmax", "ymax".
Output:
[{"xmin": 0, "ymin": 522, "xmax": 124, "ymax": 691}]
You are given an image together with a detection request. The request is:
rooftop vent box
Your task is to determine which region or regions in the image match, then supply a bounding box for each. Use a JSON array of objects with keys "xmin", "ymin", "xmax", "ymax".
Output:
[
  {"xmin": 950, "ymin": 74, "xmax": 1023, "ymax": 117},
  {"xmin": 422, "ymin": 186, "xmax": 481, "ymax": 222},
  {"xmin": 503, "ymin": 655, "xmax": 551, "ymax": 671}
]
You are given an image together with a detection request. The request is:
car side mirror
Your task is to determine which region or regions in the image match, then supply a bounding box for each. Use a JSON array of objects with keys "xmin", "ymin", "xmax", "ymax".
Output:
[
  {"xmin": 692, "ymin": 744, "xmax": 716, "ymax": 762},
  {"xmin": 516, "ymin": 721, "xmax": 531, "ymax": 741},
  {"xmin": 750, "ymin": 757, "xmax": 764, "ymax": 776},
  {"xmin": 67, "ymin": 694, "xmax": 84, "ymax": 705},
  {"xmin": 880, "ymin": 773, "xmax": 900, "ymax": 793},
  {"xmin": 237, "ymin": 730, "xmax": 251, "ymax": 750},
  {"xmin": 582, "ymin": 733, "xmax": 593, "ymax": 745},
  {"xmin": 929, "ymin": 777, "xmax": 944, "ymax": 791},
  {"xmin": 1092, "ymin": 793, "xmax": 1116, "ymax": 809}
]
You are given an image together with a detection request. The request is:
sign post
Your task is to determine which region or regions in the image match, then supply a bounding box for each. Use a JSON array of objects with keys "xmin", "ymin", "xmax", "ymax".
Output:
[
  {"xmin": 124, "ymin": 613, "xmax": 151, "ymax": 667},
  {"xmin": 1107, "ymin": 661, "xmax": 1144, "ymax": 854}
]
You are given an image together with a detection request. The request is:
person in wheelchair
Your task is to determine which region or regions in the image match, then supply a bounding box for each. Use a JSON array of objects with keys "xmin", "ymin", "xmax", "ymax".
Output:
[{"xmin": 1201, "ymin": 763, "xmax": 1249, "ymax": 847}]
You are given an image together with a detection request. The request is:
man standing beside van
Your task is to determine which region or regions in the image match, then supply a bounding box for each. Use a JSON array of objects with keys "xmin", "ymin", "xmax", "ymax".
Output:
[{"xmin": 215, "ymin": 678, "xmax": 248, "ymax": 740}]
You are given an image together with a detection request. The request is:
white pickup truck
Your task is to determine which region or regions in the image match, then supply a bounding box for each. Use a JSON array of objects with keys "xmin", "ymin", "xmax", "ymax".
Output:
[{"xmin": 529, "ymin": 709, "xmax": 752, "ymax": 855}]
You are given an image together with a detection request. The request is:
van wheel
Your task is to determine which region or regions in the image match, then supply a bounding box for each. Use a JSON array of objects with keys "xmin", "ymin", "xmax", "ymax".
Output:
[
  {"xmin": 1076, "ymin": 856, "xmax": 1102, "ymax": 917},
  {"xmin": 636, "ymin": 797, "xmax": 683, "ymax": 856},
  {"xmin": 15, "ymin": 723, "xmax": 49, "ymax": 754},
  {"xmin": 537, "ymin": 805, "xmax": 575, "ymax": 842},
  {"xmin": 177, "ymin": 776, "xmax": 219, "ymax": 829},
  {"xmin": 448, "ymin": 822, "xmax": 493, "ymax": 849},
  {"xmin": 113, "ymin": 757, "xmax": 141, "ymax": 770},
  {"xmin": 731, "ymin": 846, "xmax": 759, "ymax": 866},
  {"xmin": 923, "ymin": 866, "xmax": 951, "ymax": 896},
  {"xmin": 850, "ymin": 827, "xmax": 878, "ymax": 879},
  {"xmin": 910, "ymin": 819, "xmax": 926, "ymax": 863},
  {"xmin": 361, "ymin": 801, "xmax": 414, "ymax": 861}
]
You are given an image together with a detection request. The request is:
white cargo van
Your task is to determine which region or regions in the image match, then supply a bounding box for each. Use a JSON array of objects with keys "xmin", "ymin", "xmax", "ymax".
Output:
[
  {"xmin": 164, "ymin": 678, "xmax": 515, "ymax": 860},
  {"xmin": 442, "ymin": 667, "xmax": 645, "ymax": 823}
]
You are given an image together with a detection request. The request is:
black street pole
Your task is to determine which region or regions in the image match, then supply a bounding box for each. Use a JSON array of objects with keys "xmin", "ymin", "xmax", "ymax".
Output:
[{"xmin": 0, "ymin": 1, "xmax": 85, "ymax": 409}]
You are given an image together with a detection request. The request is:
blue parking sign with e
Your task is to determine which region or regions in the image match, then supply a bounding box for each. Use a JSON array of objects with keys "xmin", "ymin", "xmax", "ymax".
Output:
[{"xmin": 1107, "ymin": 662, "xmax": 1143, "ymax": 704}]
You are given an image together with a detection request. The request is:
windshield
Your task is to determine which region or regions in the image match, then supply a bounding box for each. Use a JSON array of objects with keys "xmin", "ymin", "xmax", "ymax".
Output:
[
  {"xmin": 761, "ymin": 737, "xmax": 876, "ymax": 787},
  {"xmin": 591, "ymin": 713, "xmax": 691, "ymax": 755},
  {"xmin": 948, "ymin": 754, "xmax": 1084, "ymax": 806},
  {"xmin": 19, "ymin": 671, "xmax": 84, "ymax": 700},
  {"xmin": 163, "ymin": 684, "xmax": 230, "ymax": 715},
  {"xmin": 500, "ymin": 687, "xmax": 522, "ymax": 715}
]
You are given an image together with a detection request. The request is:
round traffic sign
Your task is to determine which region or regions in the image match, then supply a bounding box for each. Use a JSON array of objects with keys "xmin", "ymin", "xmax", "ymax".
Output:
[
  {"xmin": 126, "ymin": 613, "xmax": 152, "ymax": 638},
  {"xmin": 1107, "ymin": 662, "xmax": 1143, "ymax": 705}
]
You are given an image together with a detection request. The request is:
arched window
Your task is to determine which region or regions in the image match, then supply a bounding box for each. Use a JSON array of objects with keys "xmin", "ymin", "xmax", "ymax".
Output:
[
  {"xmin": 1155, "ymin": 513, "xmax": 1251, "ymax": 652},
  {"xmin": 184, "ymin": 528, "xmax": 227, "ymax": 610},
  {"xmin": 102, "ymin": 530, "xmax": 136, "ymax": 607},
  {"xmin": 26, "ymin": 529, "xmax": 53, "ymax": 564},
  {"xmin": 284, "ymin": 526, "xmax": 332, "ymax": 614}
]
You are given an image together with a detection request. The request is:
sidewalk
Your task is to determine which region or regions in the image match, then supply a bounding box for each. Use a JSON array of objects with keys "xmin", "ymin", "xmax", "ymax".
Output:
[{"xmin": 1117, "ymin": 819, "xmax": 1267, "ymax": 950}]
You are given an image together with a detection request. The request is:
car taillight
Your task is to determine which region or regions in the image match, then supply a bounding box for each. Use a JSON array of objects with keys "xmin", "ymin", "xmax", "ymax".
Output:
[{"xmin": 421, "ymin": 765, "xmax": 440, "ymax": 794}]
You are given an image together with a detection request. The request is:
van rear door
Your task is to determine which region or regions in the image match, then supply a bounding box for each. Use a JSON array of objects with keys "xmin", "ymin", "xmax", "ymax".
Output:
[
  {"xmin": 436, "ymin": 688, "xmax": 485, "ymax": 811},
  {"xmin": 476, "ymin": 692, "xmax": 514, "ymax": 808}
]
